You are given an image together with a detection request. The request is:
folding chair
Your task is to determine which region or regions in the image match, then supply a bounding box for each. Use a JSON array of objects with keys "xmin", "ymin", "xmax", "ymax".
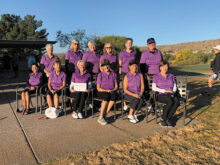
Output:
[{"xmin": 16, "ymin": 84, "xmax": 40, "ymax": 113}]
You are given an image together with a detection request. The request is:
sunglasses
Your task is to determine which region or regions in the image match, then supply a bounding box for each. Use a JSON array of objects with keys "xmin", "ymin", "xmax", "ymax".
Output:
[{"xmin": 73, "ymin": 43, "xmax": 79, "ymax": 45}]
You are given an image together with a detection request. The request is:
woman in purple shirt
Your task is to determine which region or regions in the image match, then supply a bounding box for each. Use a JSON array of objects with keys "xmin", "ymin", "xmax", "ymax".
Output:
[
  {"xmin": 140, "ymin": 38, "xmax": 163, "ymax": 79},
  {"xmin": 99, "ymin": 43, "xmax": 118, "ymax": 73},
  {"xmin": 83, "ymin": 41, "xmax": 100, "ymax": 80},
  {"xmin": 21, "ymin": 63, "xmax": 43, "ymax": 115},
  {"xmin": 119, "ymin": 38, "xmax": 137, "ymax": 77},
  {"xmin": 65, "ymin": 39, "xmax": 83, "ymax": 84},
  {"xmin": 40, "ymin": 44, "xmax": 59, "ymax": 78},
  {"xmin": 152, "ymin": 60, "xmax": 179, "ymax": 127},
  {"xmin": 70, "ymin": 60, "xmax": 92, "ymax": 119},
  {"xmin": 96, "ymin": 59, "xmax": 118, "ymax": 125},
  {"xmin": 123, "ymin": 60, "xmax": 144, "ymax": 123},
  {"xmin": 119, "ymin": 38, "xmax": 138, "ymax": 110},
  {"xmin": 47, "ymin": 60, "xmax": 66, "ymax": 109}
]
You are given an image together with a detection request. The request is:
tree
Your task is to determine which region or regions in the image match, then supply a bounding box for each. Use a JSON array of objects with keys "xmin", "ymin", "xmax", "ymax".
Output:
[
  {"xmin": 94, "ymin": 35, "xmax": 141, "ymax": 57},
  {"xmin": 56, "ymin": 29, "xmax": 94, "ymax": 51},
  {"xmin": 0, "ymin": 14, "xmax": 48, "ymax": 58}
]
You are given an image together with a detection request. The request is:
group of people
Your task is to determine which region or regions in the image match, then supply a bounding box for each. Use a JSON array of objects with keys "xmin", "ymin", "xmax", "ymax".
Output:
[{"xmin": 21, "ymin": 37, "xmax": 220, "ymax": 127}]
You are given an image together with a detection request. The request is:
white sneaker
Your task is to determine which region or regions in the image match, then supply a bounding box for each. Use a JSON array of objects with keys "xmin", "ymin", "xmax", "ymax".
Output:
[
  {"xmin": 123, "ymin": 105, "xmax": 129, "ymax": 111},
  {"xmin": 128, "ymin": 115, "xmax": 137, "ymax": 123},
  {"xmin": 72, "ymin": 112, "xmax": 78, "ymax": 119},
  {"xmin": 97, "ymin": 117, "xmax": 107, "ymax": 125},
  {"xmin": 77, "ymin": 112, "xmax": 83, "ymax": 119},
  {"xmin": 133, "ymin": 114, "xmax": 139, "ymax": 122},
  {"xmin": 89, "ymin": 104, "xmax": 93, "ymax": 108}
]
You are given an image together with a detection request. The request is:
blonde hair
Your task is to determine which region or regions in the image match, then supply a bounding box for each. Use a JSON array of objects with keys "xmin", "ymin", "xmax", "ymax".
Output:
[
  {"xmin": 70, "ymin": 39, "xmax": 79, "ymax": 50},
  {"xmin": 103, "ymin": 42, "xmax": 115, "ymax": 55},
  {"xmin": 77, "ymin": 60, "xmax": 86, "ymax": 67}
]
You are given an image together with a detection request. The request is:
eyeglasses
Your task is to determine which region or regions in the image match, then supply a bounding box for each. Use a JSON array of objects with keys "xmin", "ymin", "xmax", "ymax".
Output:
[{"xmin": 74, "ymin": 43, "xmax": 79, "ymax": 45}]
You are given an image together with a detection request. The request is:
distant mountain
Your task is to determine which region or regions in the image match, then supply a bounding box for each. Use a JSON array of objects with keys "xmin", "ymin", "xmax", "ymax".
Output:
[{"xmin": 139, "ymin": 38, "xmax": 220, "ymax": 53}]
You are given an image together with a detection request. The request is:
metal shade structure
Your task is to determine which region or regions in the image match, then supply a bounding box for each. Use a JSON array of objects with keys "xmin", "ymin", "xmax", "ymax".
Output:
[{"xmin": 0, "ymin": 40, "xmax": 56, "ymax": 48}]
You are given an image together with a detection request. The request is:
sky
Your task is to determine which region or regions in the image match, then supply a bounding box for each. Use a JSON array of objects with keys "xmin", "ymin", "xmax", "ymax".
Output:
[{"xmin": 1, "ymin": 0, "xmax": 220, "ymax": 53}]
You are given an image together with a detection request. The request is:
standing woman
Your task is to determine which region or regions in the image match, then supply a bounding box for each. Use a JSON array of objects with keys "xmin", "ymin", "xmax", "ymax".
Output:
[
  {"xmin": 65, "ymin": 39, "xmax": 83, "ymax": 84},
  {"xmin": 83, "ymin": 41, "xmax": 100, "ymax": 79},
  {"xmin": 40, "ymin": 44, "xmax": 59, "ymax": 78},
  {"xmin": 47, "ymin": 60, "xmax": 66, "ymax": 109},
  {"xmin": 96, "ymin": 59, "xmax": 118, "ymax": 125},
  {"xmin": 140, "ymin": 38, "xmax": 163, "ymax": 79},
  {"xmin": 152, "ymin": 60, "xmax": 179, "ymax": 127},
  {"xmin": 21, "ymin": 63, "xmax": 43, "ymax": 115},
  {"xmin": 123, "ymin": 60, "xmax": 144, "ymax": 123},
  {"xmin": 119, "ymin": 38, "xmax": 137, "ymax": 110},
  {"xmin": 99, "ymin": 43, "xmax": 118, "ymax": 73},
  {"xmin": 119, "ymin": 38, "xmax": 137, "ymax": 77},
  {"xmin": 70, "ymin": 60, "xmax": 92, "ymax": 119}
]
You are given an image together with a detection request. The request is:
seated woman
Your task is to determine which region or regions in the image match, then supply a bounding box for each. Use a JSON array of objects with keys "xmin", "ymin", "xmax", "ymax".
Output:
[
  {"xmin": 47, "ymin": 59, "xmax": 66, "ymax": 109},
  {"xmin": 21, "ymin": 63, "xmax": 43, "ymax": 115},
  {"xmin": 96, "ymin": 59, "xmax": 118, "ymax": 125},
  {"xmin": 123, "ymin": 60, "xmax": 144, "ymax": 123},
  {"xmin": 70, "ymin": 60, "xmax": 92, "ymax": 119},
  {"xmin": 152, "ymin": 60, "xmax": 179, "ymax": 127}
]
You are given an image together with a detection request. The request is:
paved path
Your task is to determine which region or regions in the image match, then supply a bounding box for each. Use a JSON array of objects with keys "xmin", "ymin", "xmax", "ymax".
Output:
[{"xmin": 0, "ymin": 76, "xmax": 196, "ymax": 165}]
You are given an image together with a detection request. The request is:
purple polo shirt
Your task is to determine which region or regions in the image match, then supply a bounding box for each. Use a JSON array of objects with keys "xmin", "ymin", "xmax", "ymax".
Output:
[
  {"xmin": 140, "ymin": 49, "xmax": 163, "ymax": 75},
  {"xmin": 71, "ymin": 71, "xmax": 91, "ymax": 83},
  {"xmin": 49, "ymin": 71, "xmax": 66, "ymax": 90},
  {"xmin": 65, "ymin": 50, "xmax": 83, "ymax": 69},
  {"xmin": 29, "ymin": 72, "xmax": 42, "ymax": 86},
  {"xmin": 100, "ymin": 53, "xmax": 118, "ymax": 72},
  {"xmin": 82, "ymin": 51, "xmax": 100, "ymax": 73},
  {"xmin": 153, "ymin": 73, "xmax": 176, "ymax": 94},
  {"xmin": 96, "ymin": 70, "xmax": 117, "ymax": 90},
  {"xmin": 40, "ymin": 54, "xmax": 59, "ymax": 73},
  {"xmin": 126, "ymin": 72, "xmax": 142, "ymax": 94},
  {"xmin": 119, "ymin": 49, "xmax": 137, "ymax": 73}
]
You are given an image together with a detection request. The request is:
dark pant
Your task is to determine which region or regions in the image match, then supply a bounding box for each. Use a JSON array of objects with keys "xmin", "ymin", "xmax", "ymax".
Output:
[
  {"xmin": 124, "ymin": 94, "xmax": 143, "ymax": 111},
  {"xmin": 157, "ymin": 94, "xmax": 180, "ymax": 121},
  {"xmin": 23, "ymin": 88, "xmax": 37, "ymax": 95},
  {"xmin": 47, "ymin": 90, "xmax": 62, "ymax": 97},
  {"xmin": 70, "ymin": 92, "xmax": 87, "ymax": 113},
  {"xmin": 98, "ymin": 92, "xmax": 117, "ymax": 101}
]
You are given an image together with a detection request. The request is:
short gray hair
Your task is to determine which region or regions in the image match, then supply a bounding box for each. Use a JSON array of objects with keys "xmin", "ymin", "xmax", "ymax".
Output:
[
  {"xmin": 46, "ymin": 44, "xmax": 53, "ymax": 50},
  {"xmin": 77, "ymin": 60, "xmax": 86, "ymax": 67},
  {"xmin": 88, "ymin": 40, "xmax": 95, "ymax": 47}
]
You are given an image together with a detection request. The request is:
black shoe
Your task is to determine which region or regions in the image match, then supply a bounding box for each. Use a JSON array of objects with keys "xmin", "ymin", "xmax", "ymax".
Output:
[
  {"xmin": 166, "ymin": 120, "xmax": 173, "ymax": 127},
  {"xmin": 159, "ymin": 120, "xmax": 167, "ymax": 127}
]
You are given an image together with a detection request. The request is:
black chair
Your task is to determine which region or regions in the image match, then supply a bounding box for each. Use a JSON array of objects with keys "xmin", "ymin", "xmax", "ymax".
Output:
[
  {"xmin": 91, "ymin": 88, "xmax": 119, "ymax": 120},
  {"xmin": 16, "ymin": 84, "xmax": 40, "ymax": 113},
  {"xmin": 39, "ymin": 84, "xmax": 65, "ymax": 114},
  {"xmin": 145, "ymin": 75, "xmax": 156, "ymax": 123},
  {"xmin": 154, "ymin": 76, "xmax": 189, "ymax": 125}
]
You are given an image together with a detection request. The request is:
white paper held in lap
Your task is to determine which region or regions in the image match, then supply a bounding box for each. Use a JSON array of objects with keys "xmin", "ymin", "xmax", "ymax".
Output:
[{"xmin": 70, "ymin": 82, "xmax": 87, "ymax": 91}]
